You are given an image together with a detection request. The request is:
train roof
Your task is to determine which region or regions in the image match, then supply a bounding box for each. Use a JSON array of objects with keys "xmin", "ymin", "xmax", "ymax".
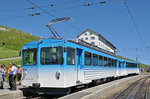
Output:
[{"xmin": 23, "ymin": 39, "xmax": 63, "ymax": 46}]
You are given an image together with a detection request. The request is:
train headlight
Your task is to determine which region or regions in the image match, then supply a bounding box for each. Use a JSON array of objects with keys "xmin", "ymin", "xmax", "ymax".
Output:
[{"xmin": 55, "ymin": 71, "xmax": 61, "ymax": 80}]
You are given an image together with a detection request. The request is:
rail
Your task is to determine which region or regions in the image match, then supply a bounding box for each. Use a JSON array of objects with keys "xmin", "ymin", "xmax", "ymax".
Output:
[{"xmin": 114, "ymin": 76, "xmax": 150, "ymax": 99}]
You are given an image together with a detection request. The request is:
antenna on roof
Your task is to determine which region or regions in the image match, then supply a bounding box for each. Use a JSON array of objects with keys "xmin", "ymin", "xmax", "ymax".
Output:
[{"xmin": 46, "ymin": 17, "xmax": 71, "ymax": 39}]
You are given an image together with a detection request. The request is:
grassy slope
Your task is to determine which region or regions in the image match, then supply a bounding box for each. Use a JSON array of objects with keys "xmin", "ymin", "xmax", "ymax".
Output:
[
  {"xmin": 0, "ymin": 26, "xmax": 40, "ymax": 50},
  {"xmin": 0, "ymin": 47, "xmax": 19, "ymax": 59},
  {"xmin": 0, "ymin": 26, "xmax": 40, "ymax": 58}
]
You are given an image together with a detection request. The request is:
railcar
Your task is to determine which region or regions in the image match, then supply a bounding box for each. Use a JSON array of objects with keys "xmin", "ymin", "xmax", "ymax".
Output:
[{"xmin": 22, "ymin": 39, "xmax": 139, "ymax": 94}]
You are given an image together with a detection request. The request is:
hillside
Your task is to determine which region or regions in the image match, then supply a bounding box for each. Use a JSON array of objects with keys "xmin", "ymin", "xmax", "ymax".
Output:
[
  {"xmin": 0, "ymin": 47, "xmax": 19, "ymax": 59},
  {"xmin": 0, "ymin": 26, "xmax": 40, "ymax": 50}
]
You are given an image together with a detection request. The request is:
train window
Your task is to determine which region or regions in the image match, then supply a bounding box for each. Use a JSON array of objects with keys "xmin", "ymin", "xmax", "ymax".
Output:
[
  {"xmin": 99, "ymin": 55, "xmax": 103, "ymax": 66},
  {"xmin": 103, "ymin": 57, "xmax": 108, "ymax": 66},
  {"xmin": 119, "ymin": 61, "xmax": 121, "ymax": 67},
  {"xmin": 23, "ymin": 49, "xmax": 37, "ymax": 65},
  {"xmin": 122, "ymin": 62, "xmax": 124, "ymax": 67},
  {"xmin": 108, "ymin": 58, "xmax": 111, "ymax": 67},
  {"xmin": 40, "ymin": 47, "xmax": 63, "ymax": 65},
  {"xmin": 93, "ymin": 54, "xmax": 98, "ymax": 66},
  {"xmin": 112, "ymin": 59, "xmax": 114, "ymax": 67},
  {"xmin": 114, "ymin": 60, "xmax": 117, "ymax": 67},
  {"xmin": 85, "ymin": 51, "xmax": 91, "ymax": 66},
  {"xmin": 126, "ymin": 62, "xmax": 137, "ymax": 68},
  {"xmin": 67, "ymin": 47, "xmax": 76, "ymax": 65}
]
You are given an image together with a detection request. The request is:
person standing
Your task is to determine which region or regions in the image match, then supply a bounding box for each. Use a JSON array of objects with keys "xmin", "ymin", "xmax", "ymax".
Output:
[
  {"xmin": 0, "ymin": 64, "xmax": 6, "ymax": 89},
  {"xmin": 8, "ymin": 65, "xmax": 12, "ymax": 89},
  {"xmin": 2, "ymin": 41, "xmax": 5, "ymax": 48},
  {"xmin": 17, "ymin": 65, "xmax": 22, "ymax": 85},
  {"xmin": 9, "ymin": 63, "xmax": 17, "ymax": 90}
]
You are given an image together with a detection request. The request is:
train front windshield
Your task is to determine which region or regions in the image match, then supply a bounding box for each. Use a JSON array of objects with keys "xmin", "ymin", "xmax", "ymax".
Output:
[
  {"xmin": 40, "ymin": 47, "xmax": 63, "ymax": 65},
  {"xmin": 23, "ymin": 49, "xmax": 37, "ymax": 65}
]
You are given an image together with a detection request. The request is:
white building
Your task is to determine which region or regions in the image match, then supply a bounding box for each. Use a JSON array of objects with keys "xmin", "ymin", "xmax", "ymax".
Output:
[{"xmin": 77, "ymin": 29, "xmax": 116, "ymax": 54}]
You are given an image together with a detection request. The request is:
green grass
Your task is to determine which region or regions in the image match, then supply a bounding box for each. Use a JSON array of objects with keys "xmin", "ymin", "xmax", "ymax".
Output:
[
  {"xmin": 0, "ymin": 25, "xmax": 40, "ymax": 59},
  {"xmin": 0, "ymin": 47, "xmax": 19, "ymax": 59},
  {"xmin": 0, "ymin": 26, "xmax": 40, "ymax": 51},
  {"xmin": 0, "ymin": 59, "xmax": 22, "ymax": 80},
  {"xmin": 116, "ymin": 55, "xmax": 134, "ymax": 61}
]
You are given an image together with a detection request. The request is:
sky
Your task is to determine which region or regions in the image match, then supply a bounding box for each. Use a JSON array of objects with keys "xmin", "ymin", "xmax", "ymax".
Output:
[{"xmin": 0, "ymin": 0, "xmax": 150, "ymax": 65}]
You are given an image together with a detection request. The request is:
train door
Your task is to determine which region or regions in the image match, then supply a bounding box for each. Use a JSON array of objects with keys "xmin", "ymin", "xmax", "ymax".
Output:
[
  {"xmin": 76, "ymin": 48, "xmax": 84, "ymax": 84},
  {"xmin": 65, "ymin": 47, "xmax": 77, "ymax": 86},
  {"xmin": 121, "ymin": 62, "xmax": 125, "ymax": 76},
  {"xmin": 22, "ymin": 48, "xmax": 38, "ymax": 86},
  {"xmin": 116, "ymin": 60, "xmax": 119, "ymax": 76},
  {"xmin": 123, "ymin": 62, "xmax": 126, "ymax": 75}
]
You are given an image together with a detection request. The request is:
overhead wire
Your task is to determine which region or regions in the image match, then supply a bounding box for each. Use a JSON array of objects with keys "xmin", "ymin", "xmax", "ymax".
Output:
[
  {"xmin": 0, "ymin": 1, "xmax": 101, "ymax": 21},
  {"xmin": 40, "ymin": 0, "xmax": 82, "ymax": 7},
  {"xmin": 25, "ymin": 0, "xmax": 83, "ymax": 32},
  {"xmin": 0, "ymin": 0, "xmax": 82, "ymax": 12},
  {"xmin": 123, "ymin": 0, "xmax": 146, "ymax": 47}
]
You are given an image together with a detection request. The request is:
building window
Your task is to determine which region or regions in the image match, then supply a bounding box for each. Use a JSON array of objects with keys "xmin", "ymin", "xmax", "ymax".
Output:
[
  {"xmin": 81, "ymin": 38, "xmax": 83, "ymax": 40},
  {"xmin": 85, "ymin": 37, "xmax": 88, "ymax": 40},
  {"xmin": 90, "ymin": 32, "xmax": 92, "ymax": 35},
  {"xmin": 85, "ymin": 33, "xmax": 87, "ymax": 35},
  {"xmin": 98, "ymin": 37, "xmax": 101, "ymax": 41},
  {"xmin": 99, "ymin": 42, "xmax": 101, "ymax": 46},
  {"xmin": 85, "ymin": 51, "xmax": 91, "ymax": 66},
  {"xmin": 91, "ymin": 37, "xmax": 95, "ymax": 40},
  {"xmin": 93, "ymin": 54, "xmax": 98, "ymax": 66},
  {"xmin": 67, "ymin": 47, "xmax": 76, "ymax": 65},
  {"xmin": 91, "ymin": 42, "xmax": 95, "ymax": 45}
]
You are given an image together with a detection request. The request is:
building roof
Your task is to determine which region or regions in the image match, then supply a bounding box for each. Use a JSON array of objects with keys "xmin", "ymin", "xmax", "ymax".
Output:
[{"xmin": 77, "ymin": 29, "xmax": 116, "ymax": 49}]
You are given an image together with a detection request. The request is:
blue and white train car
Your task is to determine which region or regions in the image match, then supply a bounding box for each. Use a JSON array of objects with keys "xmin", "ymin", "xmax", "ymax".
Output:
[{"xmin": 22, "ymin": 39, "xmax": 139, "ymax": 94}]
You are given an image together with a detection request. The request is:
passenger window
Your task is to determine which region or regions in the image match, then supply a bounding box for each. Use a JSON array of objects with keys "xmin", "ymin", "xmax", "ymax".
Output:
[
  {"xmin": 99, "ymin": 55, "xmax": 103, "ymax": 66},
  {"xmin": 112, "ymin": 59, "xmax": 114, "ymax": 67},
  {"xmin": 93, "ymin": 54, "xmax": 98, "ymax": 66},
  {"xmin": 115, "ymin": 60, "xmax": 117, "ymax": 67},
  {"xmin": 119, "ymin": 61, "xmax": 121, "ymax": 67},
  {"xmin": 108, "ymin": 58, "xmax": 111, "ymax": 66},
  {"xmin": 67, "ymin": 47, "xmax": 76, "ymax": 65},
  {"xmin": 104, "ymin": 57, "xmax": 108, "ymax": 66},
  {"xmin": 85, "ymin": 51, "xmax": 91, "ymax": 66},
  {"xmin": 126, "ymin": 62, "xmax": 137, "ymax": 68}
]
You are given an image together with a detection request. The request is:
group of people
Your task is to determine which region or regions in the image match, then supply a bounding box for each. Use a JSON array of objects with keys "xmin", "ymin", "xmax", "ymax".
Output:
[{"xmin": 0, "ymin": 63, "xmax": 22, "ymax": 90}]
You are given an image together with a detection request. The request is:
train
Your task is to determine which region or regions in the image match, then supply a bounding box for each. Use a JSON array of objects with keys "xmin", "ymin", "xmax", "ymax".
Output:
[{"xmin": 22, "ymin": 38, "xmax": 139, "ymax": 94}]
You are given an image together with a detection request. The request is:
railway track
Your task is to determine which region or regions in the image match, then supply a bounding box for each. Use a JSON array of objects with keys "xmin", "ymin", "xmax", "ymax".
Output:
[
  {"xmin": 145, "ymin": 78, "xmax": 150, "ymax": 99},
  {"xmin": 114, "ymin": 76, "xmax": 150, "ymax": 99}
]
